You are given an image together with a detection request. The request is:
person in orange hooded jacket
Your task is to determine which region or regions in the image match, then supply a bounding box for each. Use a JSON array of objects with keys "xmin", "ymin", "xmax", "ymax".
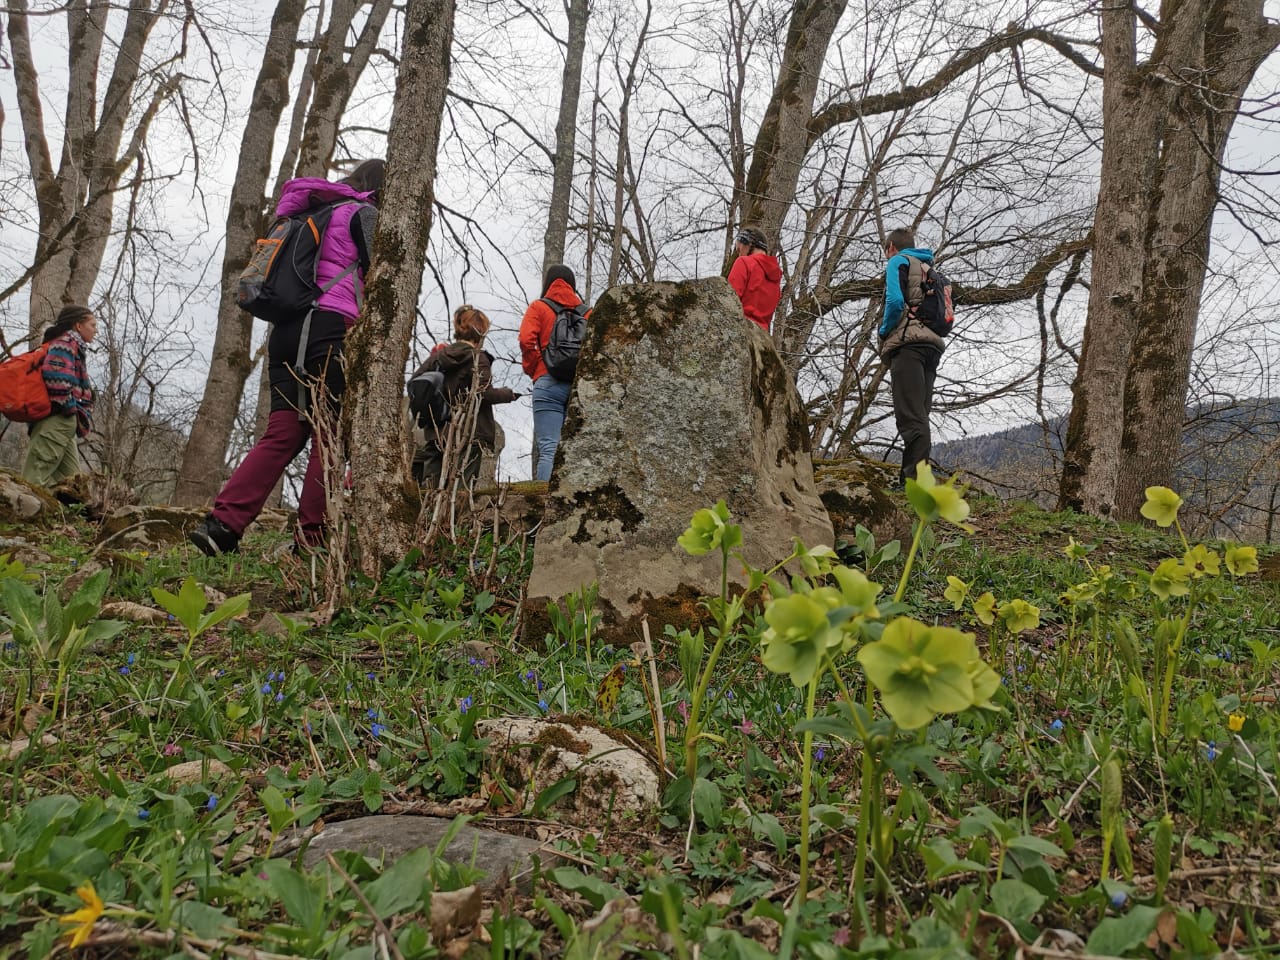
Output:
[
  {"xmin": 518, "ymin": 264, "xmax": 587, "ymax": 482},
  {"xmin": 727, "ymin": 226, "xmax": 782, "ymax": 331}
]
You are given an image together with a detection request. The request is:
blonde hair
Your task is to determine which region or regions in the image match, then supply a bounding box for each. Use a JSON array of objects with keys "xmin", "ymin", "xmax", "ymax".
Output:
[{"xmin": 453, "ymin": 305, "xmax": 490, "ymax": 343}]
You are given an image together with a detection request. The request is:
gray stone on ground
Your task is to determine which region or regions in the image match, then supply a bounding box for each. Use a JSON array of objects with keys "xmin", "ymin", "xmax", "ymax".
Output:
[
  {"xmin": 475, "ymin": 717, "xmax": 659, "ymax": 823},
  {"xmin": 298, "ymin": 815, "xmax": 552, "ymax": 891},
  {"xmin": 525, "ymin": 278, "xmax": 833, "ymax": 643},
  {"xmin": 0, "ymin": 472, "xmax": 54, "ymax": 524}
]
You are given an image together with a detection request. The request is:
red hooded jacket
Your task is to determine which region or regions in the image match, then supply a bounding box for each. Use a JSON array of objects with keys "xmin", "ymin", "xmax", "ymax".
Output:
[
  {"xmin": 727, "ymin": 252, "xmax": 782, "ymax": 331},
  {"xmin": 519, "ymin": 278, "xmax": 586, "ymax": 382}
]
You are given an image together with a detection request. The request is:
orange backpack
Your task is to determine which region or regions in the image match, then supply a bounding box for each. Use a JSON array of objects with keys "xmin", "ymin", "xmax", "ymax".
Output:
[{"xmin": 0, "ymin": 343, "xmax": 53, "ymax": 422}]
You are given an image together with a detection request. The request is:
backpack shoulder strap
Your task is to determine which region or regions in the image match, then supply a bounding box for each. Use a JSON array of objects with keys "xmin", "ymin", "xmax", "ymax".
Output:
[{"xmin": 904, "ymin": 256, "xmax": 925, "ymax": 304}]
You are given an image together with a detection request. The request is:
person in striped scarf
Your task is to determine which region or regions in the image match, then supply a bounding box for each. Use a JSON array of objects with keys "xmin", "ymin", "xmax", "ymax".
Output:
[{"xmin": 21, "ymin": 304, "xmax": 97, "ymax": 487}]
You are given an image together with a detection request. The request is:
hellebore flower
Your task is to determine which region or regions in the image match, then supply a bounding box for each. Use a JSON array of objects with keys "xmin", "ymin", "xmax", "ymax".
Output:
[
  {"xmin": 1182, "ymin": 544, "xmax": 1220, "ymax": 578},
  {"xmin": 972, "ymin": 592, "xmax": 997, "ymax": 626},
  {"xmin": 678, "ymin": 500, "xmax": 742, "ymax": 557},
  {"xmin": 857, "ymin": 618, "xmax": 990, "ymax": 730},
  {"xmin": 944, "ymin": 576, "xmax": 970, "ymax": 611},
  {"xmin": 1224, "ymin": 545, "xmax": 1258, "ymax": 577},
  {"xmin": 998, "ymin": 599, "xmax": 1041, "ymax": 634},
  {"xmin": 1149, "ymin": 559, "xmax": 1191, "ymax": 600},
  {"xmin": 59, "ymin": 883, "xmax": 104, "ymax": 948},
  {"xmin": 904, "ymin": 463, "xmax": 974, "ymax": 531},
  {"xmin": 760, "ymin": 593, "xmax": 844, "ymax": 688},
  {"xmin": 1140, "ymin": 487, "xmax": 1183, "ymax": 527}
]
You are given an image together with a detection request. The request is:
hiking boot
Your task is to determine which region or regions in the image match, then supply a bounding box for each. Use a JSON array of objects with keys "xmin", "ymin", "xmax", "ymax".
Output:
[{"xmin": 188, "ymin": 516, "xmax": 240, "ymax": 556}]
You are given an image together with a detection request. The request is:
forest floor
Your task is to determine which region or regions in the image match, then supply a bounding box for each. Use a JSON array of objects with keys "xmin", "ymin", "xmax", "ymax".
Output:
[{"xmin": 2, "ymin": 482, "xmax": 1279, "ymax": 959}]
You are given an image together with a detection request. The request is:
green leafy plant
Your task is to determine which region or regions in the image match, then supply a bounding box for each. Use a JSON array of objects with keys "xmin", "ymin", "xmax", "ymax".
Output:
[{"xmin": 1, "ymin": 569, "xmax": 126, "ymax": 722}]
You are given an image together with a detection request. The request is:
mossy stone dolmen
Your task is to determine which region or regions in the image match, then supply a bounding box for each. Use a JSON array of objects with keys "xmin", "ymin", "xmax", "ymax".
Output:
[{"xmin": 525, "ymin": 277, "xmax": 833, "ymax": 644}]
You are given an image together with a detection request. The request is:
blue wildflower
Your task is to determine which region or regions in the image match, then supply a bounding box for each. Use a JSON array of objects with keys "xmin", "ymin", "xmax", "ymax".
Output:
[
  {"xmin": 1050, "ymin": 719, "xmax": 1064, "ymax": 732},
  {"xmin": 536, "ymin": 679, "xmax": 544, "ymax": 692},
  {"xmin": 137, "ymin": 808, "xmax": 150, "ymax": 820},
  {"xmin": 1206, "ymin": 741, "xmax": 1218, "ymax": 761},
  {"xmin": 366, "ymin": 672, "xmax": 376, "ymax": 681},
  {"xmin": 275, "ymin": 692, "xmax": 284, "ymax": 703},
  {"xmin": 815, "ymin": 747, "xmax": 826, "ymax": 762},
  {"xmin": 371, "ymin": 722, "xmax": 385, "ymax": 738},
  {"xmin": 459, "ymin": 696, "xmax": 473, "ymax": 714},
  {"xmin": 126, "ymin": 653, "xmax": 136, "ymax": 666},
  {"xmin": 366, "ymin": 708, "xmax": 378, "ymax": 719},
  {"xmin": 523, "ymin": 670, "xmax": 536, "ymax": 683},
  {"xmin": 538, "ymin": 699, "xmax": 549, "ymax": 712},
  {"xmin": 119, "ymin": 665, "xmax": 130, "ymax": 675},
  {"xmin": 261, "ymin": 683, "xmax": 272, "ymax": 694},
  {"xmin": 206, "ymin": 794, "xmax": 218, "ymax": 812},
  {"xmin": 1110, "ymin": 890, "xmax": 1128, "ymax": 909}
]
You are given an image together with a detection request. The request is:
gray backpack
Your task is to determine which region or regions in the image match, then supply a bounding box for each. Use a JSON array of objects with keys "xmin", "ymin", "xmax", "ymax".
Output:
[{"xmin": 540, "ymin": 298, "xmax": 588, "ymax": 381}]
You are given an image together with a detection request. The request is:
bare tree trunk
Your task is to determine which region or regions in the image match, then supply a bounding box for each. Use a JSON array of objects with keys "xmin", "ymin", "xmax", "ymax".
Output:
[
  {"xmin": 1113, "ymin": 0, "xmax": 1280, "ymax": 518},
  {"xmin": 294, "ymin": 0, "xmax": 394, "ymax": 177},
  {"xmin": 346, "ymin": 0, "xmax": 455, "ymax": 576},
  {"xmin": 541, "ymin": 0, "xmax": 590, "ymax": 275},
  {"xmin": 173, "ymin": 0, "xmax": 308, "ymax": 505},
  {"xmin": 737, "ymin": 0, "xmax": 848, "ymax": 254},
  {"xmin": 1060, "ymin": 0, "xmax": 1279, "ymax": 517},
  {"xmin": 10, "ymin": 0, "xmax": 180, "ymax": 338},
  {"xmin": 1058, "ymin": 2, "xmax": 1175, "ymax": 516},
  {"xmin": 606, "ymin": 1, "xmax": 651, "ymax": 288}
]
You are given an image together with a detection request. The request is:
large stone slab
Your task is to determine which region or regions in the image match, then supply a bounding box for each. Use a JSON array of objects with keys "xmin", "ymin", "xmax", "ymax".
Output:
[
  {"xmin": 297, "ymin": 815, "xmax": 551, "ymax": 892},
  {"xmin": 525, "ymin": 278, "xmax": 833, "ymax": 643}
]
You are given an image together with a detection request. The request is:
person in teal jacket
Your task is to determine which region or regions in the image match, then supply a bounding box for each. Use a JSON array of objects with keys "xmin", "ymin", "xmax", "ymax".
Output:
[{"xmin": 879, "ymin": 228, "xmax": 945, "ymax": 488}]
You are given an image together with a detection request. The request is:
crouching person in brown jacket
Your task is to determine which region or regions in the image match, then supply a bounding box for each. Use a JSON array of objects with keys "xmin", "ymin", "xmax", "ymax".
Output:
[{"xmin": 412, "ymin": 306, "xmax": 518, "ymax": 488}]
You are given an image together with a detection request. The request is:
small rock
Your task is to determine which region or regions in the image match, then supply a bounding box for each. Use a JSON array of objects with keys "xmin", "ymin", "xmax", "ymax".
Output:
[
  {"xmin": 442, "ymin": 640, "xmax": 499, "ymax": 665},
  {"xmin": 297, "ymin": 815, "xmax": 554, "ymax": 892},
  {"xmin": 4, "ymin": 733, "xmax": 59, "ymax": 760},
  {"xmin": 155, "ymin": 759, "xmax": 234, "ymax": 785},
  {"xmin": 100, "ymin": 601, "xmax": 169, "ymax": 625},
  {"xmin": 59, "ymin": 561, "xmax": 107, "ymax": 600},
  {"xmin": 0, "ymin": 473, "xmax": 52, "ymax": 523},
  {"xmin": 475, "ymin": 717, "xmax": 659, "ymax": 823}
]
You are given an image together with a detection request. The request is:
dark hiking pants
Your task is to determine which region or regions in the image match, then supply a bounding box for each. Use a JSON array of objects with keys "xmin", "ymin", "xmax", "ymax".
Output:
[
  {"xmin": 889, "ymin": 342, "xmax": 942, "ymax": 485},
  {"xmin": 211, "ymin": 310, "xmax": 347, "ymax": 546}
]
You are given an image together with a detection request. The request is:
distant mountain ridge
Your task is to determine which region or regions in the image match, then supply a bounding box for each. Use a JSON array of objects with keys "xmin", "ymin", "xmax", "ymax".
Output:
[{"xmin": 933, "ymin": 397, "xmax": 1280, "ymax": 541}]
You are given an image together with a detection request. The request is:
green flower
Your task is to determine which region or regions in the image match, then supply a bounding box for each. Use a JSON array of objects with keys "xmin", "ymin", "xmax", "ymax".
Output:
[
  {"xmin": 1149, "ymin": 558, "xmax": 1191, "ymax": 599},
  {"xmin": 796, "ymin": 542, "xmax": 838, "ymax": 577},
  {"xmin": 972, "ymin": 591, "xmax": 997, "ymax": 626},
  {"xmin": 678, "ymin": 500, "xmax": 742, "ymax": 556},
  {"xmin": 1140, "ymin": 487, "xmax": 1183, "ymax": 528},
  {"xmin": 1224, "ymin": 545, "xmax": 1259, "ymax": 576},
  {"xmin": 998, "ymin": 598, "xmax": 1040, "ymax": 634},
  {"xmin": 1063, "ymin": 537, "xmax": 1091, "ymax": 561},
  {"xmin": 1182, "ymin": 544, "xmax": 1220, "ymax": 578},
  {"xmin": 857, "ymin": 618, "xmax": 983, "ymax": 730},
  {"xmin": 760, "ymin": 594, "xmax": 843, "ymax": 688},
  {"xmin": 904, "ymin": 464, "xmax": 975, "ymax": 532},
  {"xmin": 831, "ymin": 565, "xmax": 881, "ymax": 616},
  {"xmin": 943, "ymin": 576, "xmax": 970, "ymax": 610}
]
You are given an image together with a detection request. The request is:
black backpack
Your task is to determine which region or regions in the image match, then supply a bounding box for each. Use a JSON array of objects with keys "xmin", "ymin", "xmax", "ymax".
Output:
[
  {"xmin": 236, "ymin": 201, "xmax": 359, "ymax": 323},
  {"xmin": 407, "ymin": 369, "xmax": 450, "ymax": 429},
  {"xmin": 540, "ymin": 298, "xmax": 588, "ymax": 381},
  {"xmin": 905, "ymin": 257, "xmax": 955, "ymax": 338}
]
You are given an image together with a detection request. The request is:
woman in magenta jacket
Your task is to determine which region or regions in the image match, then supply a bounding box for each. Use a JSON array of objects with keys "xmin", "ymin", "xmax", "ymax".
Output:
[{"xmin": 190, "ymin": 159, "xmax": 383, "ymax": 557}]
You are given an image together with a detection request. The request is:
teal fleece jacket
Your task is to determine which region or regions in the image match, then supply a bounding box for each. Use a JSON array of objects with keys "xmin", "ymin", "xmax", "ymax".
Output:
[{"xmin": 880, "ymin": 246, "xmax": 934, "ymax": 338}]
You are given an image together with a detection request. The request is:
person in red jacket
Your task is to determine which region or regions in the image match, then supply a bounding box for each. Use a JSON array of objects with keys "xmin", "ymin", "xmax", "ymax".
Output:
[
  {"xmin": 727, "ymin": 226, "xmax": 782, "ymax": 332},
  {"xmin": 518, "ymin": 264, "xmax": 586, "ymax": 482}
]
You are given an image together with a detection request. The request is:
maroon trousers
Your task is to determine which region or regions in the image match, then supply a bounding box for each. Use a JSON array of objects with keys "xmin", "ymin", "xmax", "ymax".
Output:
[{"xmin": 210, "ymin": 409, "xmax": 332, "ymax": 545}]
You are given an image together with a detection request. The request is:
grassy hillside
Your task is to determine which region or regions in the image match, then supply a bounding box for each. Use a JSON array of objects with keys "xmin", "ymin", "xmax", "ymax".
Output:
[{"xmin": 2, "ymin": 482, "xmax": 1278, "ymax": 957}]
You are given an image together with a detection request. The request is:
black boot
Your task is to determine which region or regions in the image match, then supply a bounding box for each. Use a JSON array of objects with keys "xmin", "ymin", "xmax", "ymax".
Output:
[{"xmin": 188, "ymin": 515, "xmax": 241, "ymax": 556}]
